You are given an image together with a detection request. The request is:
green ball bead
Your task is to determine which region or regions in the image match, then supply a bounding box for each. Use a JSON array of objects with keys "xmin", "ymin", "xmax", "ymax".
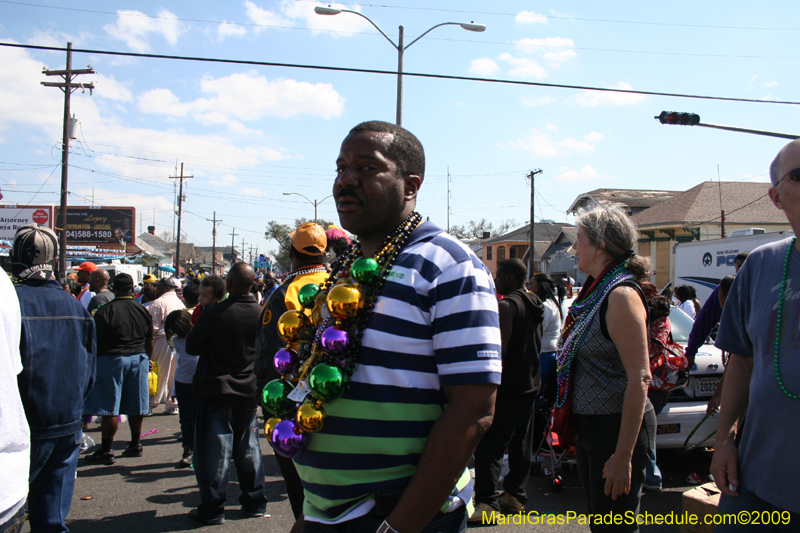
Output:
[
  {"xmin": 309, "ymin": 363, "xmax": 346, "ymax": 401},
  {"xmin": 351, "ymin": 257, "xmax": 380, "ymax": 284},
  {"xmin": 298, "ymin": 283, "xmax": 321, "ymax": 309},
  {"xmin": 262, "ymin": 379, "xmax": 295, "ymax": 416}
]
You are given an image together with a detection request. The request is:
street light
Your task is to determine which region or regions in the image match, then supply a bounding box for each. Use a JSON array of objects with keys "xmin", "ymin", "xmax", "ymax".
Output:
[
  {"xmin": 314, "ymin": 6, "xmax": 486, "ymax": 126},
  {"xmin": 282, "ymin": 192, "xmax": 333, "ymax": 225}
]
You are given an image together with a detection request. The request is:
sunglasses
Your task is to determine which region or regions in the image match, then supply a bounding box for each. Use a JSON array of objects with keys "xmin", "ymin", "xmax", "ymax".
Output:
[{"xmin": 777, "ymin": 168, "xmax": 800, "ymax": 186}]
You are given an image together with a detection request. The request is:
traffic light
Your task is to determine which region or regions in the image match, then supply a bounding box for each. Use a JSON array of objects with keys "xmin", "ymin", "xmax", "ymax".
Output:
[{"xmin": 656, "ymin": 111, "xmax": 700, "ymax": 125}]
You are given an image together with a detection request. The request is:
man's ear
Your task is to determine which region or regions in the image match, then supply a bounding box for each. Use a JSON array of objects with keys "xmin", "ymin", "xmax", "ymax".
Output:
[
  {"xmin": 403, "ymin": 175, "xmax": 422, "ymax": 201},
  {"xmin": 769, "ymin": 186, "xmax": 783, "ymax": 210}
]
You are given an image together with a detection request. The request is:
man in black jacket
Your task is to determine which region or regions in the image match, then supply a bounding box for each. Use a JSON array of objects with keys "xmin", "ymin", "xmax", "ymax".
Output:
[
  {"xmin": 186, "ymin": 262, "xmax": 268, "ymax": 525},
  {"xmin": 471, "ymin": 258, "xmax": 544, "ymax": 519}
]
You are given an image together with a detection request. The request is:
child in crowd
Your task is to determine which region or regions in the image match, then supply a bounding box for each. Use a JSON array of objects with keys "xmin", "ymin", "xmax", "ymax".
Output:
[
  {"xmin": 192, "ymin": 274, "xmax": 226, "ymax": 325},
  {"xmin": 165, "ymin": 310, "xmax": 197, "ymax": 468}
]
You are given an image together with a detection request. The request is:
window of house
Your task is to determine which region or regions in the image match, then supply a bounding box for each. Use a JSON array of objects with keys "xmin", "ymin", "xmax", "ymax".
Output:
[
  {"xmin": 497, "ymin": 246, "xmax": 506, "ymax": 262},
  {"xmin": 487, "ymin": 246, "xmax": 492, "ymax": 260}
]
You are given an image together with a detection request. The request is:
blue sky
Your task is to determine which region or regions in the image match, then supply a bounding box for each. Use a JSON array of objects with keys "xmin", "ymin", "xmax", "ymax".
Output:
[{"xmin": 1, "ymin": 0, "xmax": 797, "ymax": 257}]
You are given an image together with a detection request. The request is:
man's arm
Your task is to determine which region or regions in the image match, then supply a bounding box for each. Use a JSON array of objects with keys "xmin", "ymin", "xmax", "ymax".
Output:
[
  {"xmin": 386, "ymin": 383, "xmax": 496, "ymax": 533},
  {"xmin": 497, "ymin": 299, "xmax": 513, "ymax": 358},
  {"xmin": 710, "ymin": 353, "xmax": 752, "ymax": 497}
]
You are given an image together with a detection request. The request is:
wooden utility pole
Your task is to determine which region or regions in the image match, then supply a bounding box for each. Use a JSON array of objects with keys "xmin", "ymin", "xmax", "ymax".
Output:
[
  {"xmin": 206, "ymin": 212, "xmax": 222, "ymax": 274},
  {"xmin": 241, "ymin": 238, "xmax": 246, "ymax": 265},
  {"xmin": 41, "ymin": 42, "xmax": 94, "ymax": 282},
  {"xmin": 527, "ymin": 169, "xmax": 543, "ymax": 276},
  {"xmin": 229, "ymin": 229, "xmax": 237, "ymax": 264},
  {"xmin": 169, "ymin": 163, "xmax": 193, "ymax": 276}
]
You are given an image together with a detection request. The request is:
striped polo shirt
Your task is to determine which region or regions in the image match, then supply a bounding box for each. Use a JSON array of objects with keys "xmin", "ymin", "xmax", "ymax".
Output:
[{"xmin": 294, "ymin": 221, "xmax": 502, "ymax": 523}]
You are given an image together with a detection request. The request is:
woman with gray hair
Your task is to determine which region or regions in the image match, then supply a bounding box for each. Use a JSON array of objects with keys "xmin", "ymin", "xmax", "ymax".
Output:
[{"xmin": 554, "ymin": 205, "xmax": 654, "ymax": 532}]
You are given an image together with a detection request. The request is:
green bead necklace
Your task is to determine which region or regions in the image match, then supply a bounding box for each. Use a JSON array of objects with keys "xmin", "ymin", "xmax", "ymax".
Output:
[{"xmin": 774, "ymin": 236, "xmax": 799, "ymax": 399}]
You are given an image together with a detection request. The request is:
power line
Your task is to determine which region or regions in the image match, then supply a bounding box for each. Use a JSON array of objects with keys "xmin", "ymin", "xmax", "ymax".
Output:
[{"xmin": 3, "ymin": 42, "xmax": 799, "ymax": 106}]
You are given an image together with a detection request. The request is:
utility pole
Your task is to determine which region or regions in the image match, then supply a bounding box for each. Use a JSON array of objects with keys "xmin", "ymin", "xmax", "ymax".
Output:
[
  {"xmin": 41, "ymin": 42, "xmax": 94, "ymax": 282},
  {"xmin": 527, "ymin": 169, "xmax": 543, "ymax": 276},
  {"xmin": 169, "ymin": 163, "xmax": 193, "ymax": 276},
  {"xmin": 241, "ymin": 238, "xmax": 246, "ymax": 265},
  {"xmin": 229, "ymin": 229, "xmax": 237, "ymax": 264},
  {"xmin": 206, "ymin": 211, "xmax": 222, "ymax": 274},
  {"xmin": 446, "ymin": 166, "xmax": 451, "ymax": 233}
]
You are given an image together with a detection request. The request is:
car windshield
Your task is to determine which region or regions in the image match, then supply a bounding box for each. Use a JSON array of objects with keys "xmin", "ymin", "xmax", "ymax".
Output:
[{"xmin": 669, "ymin": 306, "xmax": 693, "ymax": 343}]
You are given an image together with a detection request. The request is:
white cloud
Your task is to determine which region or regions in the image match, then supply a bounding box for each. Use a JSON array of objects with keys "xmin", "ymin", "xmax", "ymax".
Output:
[
  {"xmin": 499, "ymin": 53, "xmax": 547, "ymax": 79},
  {"xmin": 93, "ymin": 74, "xmax": 134, "ymax": 102},
  {"xmin": 469, "ymin": 58, "xmax": 499, "ymax": 76},
  {"xmin": 73, "ymin": 187, "xmax": 174, "ymax": 214},
  {"xmin": 138, "ymin": 70, "xmax": 345, "ymax": 122},
  {"xmin": 516, "ymin": 10, "xmax": 548, "ymax": 24},
  {"xmin": 218, "ymin": 21, "xmax": 247, "ymax": 40},
  {"xmin": 750, "ymin": 74, "xmax": 759, "ymax": 83},
  {"xmin": 522, "ymin": 95, "xmax": 554, "ymax": 107},
  {"xmin": 103, "ymin": 9, "xmax": 185, "ymax": 52},
  {"xmin": 516, "ymin": 37, "xmax": 577, "ymax": 65},
  {"xmin": 239, "ymin": 187, "xmax": 263, "ymax": 196},
  {"xmin": 763, "ymin": 80, "xmax": 779, "ymax": 88},
  {"xmin": 507, "ymin": 128, "xmax": 602, "ymax": 157},
  {"xmin": 210, "ymin": 174, "xmax": 238, "ymax": 187},
  {"xmin": 554, "ymin": 165, "xmax": 603, "ymax": 184},
  {"xmin": 245, "ymin": 1, "xmax": 290, "ymax": 30},
  {"xmin": 572, "ymin": 82, "xmax": 645, "ymax": 106},
  {"xmin": 278, "ymin": 0, "xmax": 373, "ymax": 35}
]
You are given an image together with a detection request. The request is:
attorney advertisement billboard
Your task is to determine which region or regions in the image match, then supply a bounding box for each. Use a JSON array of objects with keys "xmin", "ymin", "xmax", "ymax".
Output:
[
  {"xmin": 0, "ymin": 205, "xmax": 53, "ymax": 241},
  {"xmin": 55, "ymin": 206, "xmax": 136, "ymax": 245}
]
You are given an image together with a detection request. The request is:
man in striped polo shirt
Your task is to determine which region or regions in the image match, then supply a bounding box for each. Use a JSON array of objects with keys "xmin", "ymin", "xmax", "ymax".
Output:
[{"xmin": 292, "ymin": 121, "xmax": 502, "ymax": 533}]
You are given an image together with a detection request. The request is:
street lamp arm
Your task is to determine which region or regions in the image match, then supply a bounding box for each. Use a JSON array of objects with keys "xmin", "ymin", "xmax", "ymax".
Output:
[
  {"xmin": 283, "ymin": 191, "xmax": 314, "ymax": 206},
  {"xmin": 339, "ymin": 9, "xmax": 399, "ymax": 49},
  {"xmin": 404, "ymin": 22, "xmax": 460, "ymax": 50}
]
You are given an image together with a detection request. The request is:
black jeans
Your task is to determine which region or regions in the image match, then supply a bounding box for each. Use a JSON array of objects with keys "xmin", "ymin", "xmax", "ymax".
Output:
[
  {"xmin": 573, "ymin": 405, "xmax": 656, "ymax": 533},
  {"xmin": 474, "ymin": 392, "xmax": 536, "ymax": 508},
  {"xmin": 174, "ymin": 381, "xmax": 196, "ymax": 451}
]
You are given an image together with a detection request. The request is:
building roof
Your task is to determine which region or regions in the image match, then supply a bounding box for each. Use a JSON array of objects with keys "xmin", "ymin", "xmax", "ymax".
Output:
[
  {"xmin": 483, "ymin": 222, "xmax": 573, "ymax": 245},
  {"xmin": 567, "ymin": 188, "xmax": 679, "ymax": 214},
  {"xmin": 631, "ymin": 181, "xmax": 785, "ymax": 227},
  {"xmin": 137, "ymin": 232, "xmax": 172, "ymax": 254}
]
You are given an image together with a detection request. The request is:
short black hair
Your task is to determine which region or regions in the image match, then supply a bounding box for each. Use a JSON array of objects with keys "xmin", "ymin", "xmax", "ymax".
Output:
[
  {"xmin": 291, "ymin": 246, "xmax": 326, "ymax": 267},
  {"xmin": 350, "ymin": 121, "xmax": 425, "ymax": 180},
  {"xmin": 648, "ymin": 294, "xmax": 672, "ymax": 320},
  {"xmin": 228, "ymin": 262, "xmax": 255, "ymax": 294},
  {"xmin": 719, "ymin": 275, "xmax": 736, "ymax": 300},
  {"xmin": 201, "ymin": 274, "xmax": 226, "ymax": 301},
  {"xmin": 735, "ymin": 251, "xmax": 750, "ymax": 263},
  {"xmin": 497, "ymin": 258, "xmax": 527, "ymax": 285},
  {"xmin": 182, "ymin": 283, "xmax": 199, "ymax": 307}
]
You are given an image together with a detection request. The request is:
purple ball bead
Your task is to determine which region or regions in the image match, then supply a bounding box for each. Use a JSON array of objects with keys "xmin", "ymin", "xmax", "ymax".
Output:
[
  {"xmin": 271, "ymin": 419, "xmax": 308, "ymax": 458},
  {"xmin": 273, "ymin": 348, "xmax": 295, "ymax": 375},
  {"xmin": 320, "ymin": 327, "xmax": 350, "ymax": 354}
]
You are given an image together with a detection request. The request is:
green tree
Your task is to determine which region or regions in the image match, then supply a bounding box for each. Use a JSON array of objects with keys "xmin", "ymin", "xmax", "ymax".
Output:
[
  {"xmin": 264, "ymin": 218, "xmax": 336, "ymax": 272},
  {"xmin": 448, "ymin": 218, "xmax": 518, "ymax": 240}
]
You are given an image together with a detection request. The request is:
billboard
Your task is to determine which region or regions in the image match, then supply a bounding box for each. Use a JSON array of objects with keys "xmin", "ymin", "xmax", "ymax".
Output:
[
  {"xmin": 55, "ymin": 206, "xmax": 136, "ymax": 245},
  {"xmin": 0, "ymin": 205, "xmax": 53, "ymax": 241}
]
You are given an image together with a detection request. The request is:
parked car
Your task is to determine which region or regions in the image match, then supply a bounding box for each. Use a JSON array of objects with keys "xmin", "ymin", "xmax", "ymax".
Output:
[{"xmin": 655, "ymin": 306, "xmax": 723, "ymax": 449}]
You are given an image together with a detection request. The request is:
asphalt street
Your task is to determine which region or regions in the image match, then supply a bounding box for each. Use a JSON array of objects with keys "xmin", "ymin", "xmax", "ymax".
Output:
[{"xmin": 21, "ymin": 407, "xmax": 718, "ymax": 533}]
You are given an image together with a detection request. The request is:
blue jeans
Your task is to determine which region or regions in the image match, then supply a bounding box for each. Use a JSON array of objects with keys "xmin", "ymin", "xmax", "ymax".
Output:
[
  {"xmin": 28, "ymin": 432, "xmax": 82, "ymax": 533},
  {"xmin": 0, "ymin": 502, "xmax": 26, "ymax": 533},
  {"xmin": 304, "ymin": 506, "xmax": 466, "ymax": 533},
  {"xmin": 193, "ymin": 395, "xmax": 267, "ymax": 520},
  {"xmin": 716, "ymin": 485, "xmax": 800, "ymax": 533},
  {"xmin": 645, "ymin": 389, "xmax": 670, "ymax": 488}
]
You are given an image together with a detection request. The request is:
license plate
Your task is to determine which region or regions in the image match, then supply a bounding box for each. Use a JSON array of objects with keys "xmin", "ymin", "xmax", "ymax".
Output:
[{"xmin": 694, "ymin": 377, "xmax": 720, "ymax": 398}]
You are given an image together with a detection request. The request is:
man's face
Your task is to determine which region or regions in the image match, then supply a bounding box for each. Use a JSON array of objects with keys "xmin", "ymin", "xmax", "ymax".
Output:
[
  {"xmin": 77, "ymin": 270, "xmax": 91, "ymax": 285},
  {"xmin": 263, "ymin": 274, "xmax": 277, "ymax": 289},
  {"xmin": 770, "ymin": 143, "xmax": 800, "ymax": 227},
  {"xmin": 494, "ymin": 268, "xmax": 513, "ymax": 296},
  {"xmin": 333, "ymin": 131, "xmax": 420, "ymax": 243}
]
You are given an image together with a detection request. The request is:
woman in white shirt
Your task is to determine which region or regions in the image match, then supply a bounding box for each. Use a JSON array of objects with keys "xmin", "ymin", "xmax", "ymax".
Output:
[
  {"xmin": 527, "ymin": 273, "xmax": 564, "ymax": 383},
  {"xmin": 674, "ymin": 284, "xmax": 700, "ymax": 319}
]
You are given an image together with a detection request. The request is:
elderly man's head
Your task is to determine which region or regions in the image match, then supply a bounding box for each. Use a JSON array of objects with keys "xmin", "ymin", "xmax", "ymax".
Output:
[{"xmin": 769, "ymin": 139, "xmax": 800, "ymax": 228}]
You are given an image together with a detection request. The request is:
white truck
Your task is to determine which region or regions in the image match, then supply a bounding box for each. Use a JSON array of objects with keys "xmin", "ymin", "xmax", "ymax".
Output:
[
  {"xmin": 673, "ymin": 230, "xmax": 795, "ymax": 304},
  {"xmin": 69, "ymin": 263, "xmax": 145, "ymax": 286}
]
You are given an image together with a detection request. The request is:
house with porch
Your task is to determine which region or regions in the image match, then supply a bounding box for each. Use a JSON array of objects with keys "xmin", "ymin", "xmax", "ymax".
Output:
[{"xmin": 480, "ymin": 222, "xmax": 572, "ymax": 276}]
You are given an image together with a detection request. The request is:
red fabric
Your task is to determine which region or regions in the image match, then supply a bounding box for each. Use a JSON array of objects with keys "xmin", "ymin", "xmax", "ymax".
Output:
[{"xmin": 191, "ymin": 303, "xmax": 203, "ymax": 325}]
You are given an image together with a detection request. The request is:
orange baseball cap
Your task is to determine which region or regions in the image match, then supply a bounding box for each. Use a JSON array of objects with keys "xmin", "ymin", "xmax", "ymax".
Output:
[
  {"xmin": 290, "ymin": 222, "xmax": 327, "ymax": 255},
  {"xmin": 75, "ymin": 261, "xmax": 98, "ymax": 273}
]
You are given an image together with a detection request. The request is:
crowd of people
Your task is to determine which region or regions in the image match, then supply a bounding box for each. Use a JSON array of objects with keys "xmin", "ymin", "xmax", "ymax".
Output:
[{"xmin": 2, "ymin": 125, "xmax": 798, "ymax": 533}]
